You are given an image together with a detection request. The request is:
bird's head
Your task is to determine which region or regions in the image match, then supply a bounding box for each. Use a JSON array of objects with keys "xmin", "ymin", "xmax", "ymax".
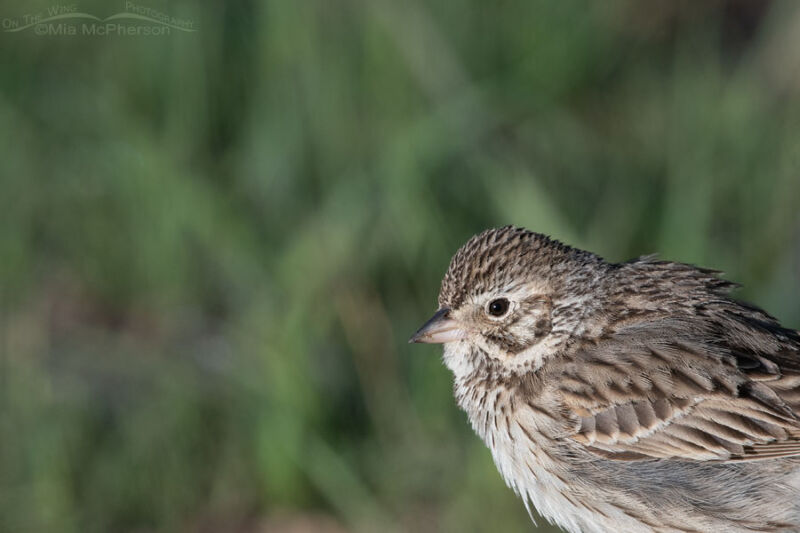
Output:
[{"xmin": 410, "ymin": 226, "xmax": 608, "ymax": 377}]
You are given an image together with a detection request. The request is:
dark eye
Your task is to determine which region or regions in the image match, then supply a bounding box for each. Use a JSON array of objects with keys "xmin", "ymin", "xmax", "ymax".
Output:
[{"xmin": 487, "ymin": 298, "xmax": 510, "ymax": 317}]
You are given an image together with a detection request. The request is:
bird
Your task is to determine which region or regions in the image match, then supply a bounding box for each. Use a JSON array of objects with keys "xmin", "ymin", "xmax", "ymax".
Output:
[{"xmin": 409, "ymin": 225, "xmax": 800, "ymax": 533}]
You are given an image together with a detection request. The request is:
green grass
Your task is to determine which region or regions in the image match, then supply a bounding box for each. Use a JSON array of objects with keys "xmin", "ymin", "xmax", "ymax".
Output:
[{"xmin": 1, "ymin": 1, "xmax": 799, "ymax": 531}]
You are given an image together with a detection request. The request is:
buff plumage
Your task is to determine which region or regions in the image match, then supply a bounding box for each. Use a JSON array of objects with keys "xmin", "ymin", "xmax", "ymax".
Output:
[{"xmin": 411, "ymin": 226, "xmax": 800, "ymax": 533}]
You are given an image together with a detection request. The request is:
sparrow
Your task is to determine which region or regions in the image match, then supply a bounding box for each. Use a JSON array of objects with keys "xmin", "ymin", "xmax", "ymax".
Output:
[{"xmin": 410, "ymin": 226, "xmax": 800, "ymax": 533}]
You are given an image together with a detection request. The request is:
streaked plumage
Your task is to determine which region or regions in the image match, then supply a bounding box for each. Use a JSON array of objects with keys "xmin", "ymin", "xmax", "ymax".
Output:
[{"xmin": 411, "ymin": 226, "xmax": 800, "ymax": 532}]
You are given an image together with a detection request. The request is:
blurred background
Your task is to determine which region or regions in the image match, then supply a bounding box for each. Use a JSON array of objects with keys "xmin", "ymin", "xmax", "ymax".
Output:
[{"xmin": 1, "ymin": 0, "xmax": 800, "ymax": 531}]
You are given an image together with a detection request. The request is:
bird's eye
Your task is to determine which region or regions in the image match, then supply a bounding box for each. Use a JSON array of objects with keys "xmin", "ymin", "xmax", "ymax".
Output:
[{"xmin": 487, "ymin": 298, "xmax": 510, "ymax": 317}]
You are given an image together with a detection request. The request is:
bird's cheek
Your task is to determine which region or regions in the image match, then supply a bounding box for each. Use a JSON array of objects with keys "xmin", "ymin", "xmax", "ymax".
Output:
[
  {"xmin": 503, "ymin": 320, "xmax": 551, "ymax": 354},
  {"xmin": 532, "ymin": 316, "xmax": 553, "ymax": 338},
  {"xmin": 482, "ymin": 328, "xmax": 525, "ymax": 356}
]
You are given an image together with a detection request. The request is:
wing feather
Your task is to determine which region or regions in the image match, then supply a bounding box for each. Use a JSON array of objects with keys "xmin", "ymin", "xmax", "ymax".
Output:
[{"xmin": 559, "ymin": 336, "xmax": 800, "ymax": 462}]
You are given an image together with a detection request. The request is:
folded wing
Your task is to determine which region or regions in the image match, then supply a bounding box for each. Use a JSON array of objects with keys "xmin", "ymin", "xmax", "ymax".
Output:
[{"xmin": 558, "ymin": 330, "xmax": 800, "ymax": 462}]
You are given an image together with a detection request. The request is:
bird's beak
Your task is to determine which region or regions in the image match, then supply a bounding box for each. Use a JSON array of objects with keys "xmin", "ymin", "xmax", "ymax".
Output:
[{"xmin": 408, "ymin": 308, "xmax": 466, "ymax": 344}]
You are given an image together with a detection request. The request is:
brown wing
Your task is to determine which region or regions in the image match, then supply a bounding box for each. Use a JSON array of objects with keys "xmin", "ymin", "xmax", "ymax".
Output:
[{"xmin": 558, "ymin": 336, "xmax": 800, "ymax": 462}]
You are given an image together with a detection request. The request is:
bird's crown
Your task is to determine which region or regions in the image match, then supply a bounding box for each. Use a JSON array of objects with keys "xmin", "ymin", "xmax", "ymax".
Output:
[{"xmin": 438, "ymin": 226, "xmax": 600, "ymax": 309}]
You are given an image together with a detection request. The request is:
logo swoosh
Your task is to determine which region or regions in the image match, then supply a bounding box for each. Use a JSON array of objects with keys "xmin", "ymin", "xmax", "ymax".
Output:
[
  {"xmin": 5, "ymin": 12, "xmax": 101, "ymax": 32},
  {"xmin": 4, "ymin": 11, "xmax": 197, "ymax": 32},
  {"xmin": 104, "ymin": 13, "xmax": 196, "ymax": 31}
]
